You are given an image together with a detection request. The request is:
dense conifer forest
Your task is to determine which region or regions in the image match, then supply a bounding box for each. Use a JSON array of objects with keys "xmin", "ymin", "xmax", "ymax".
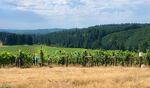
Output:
[{"xmin": 0, "ymin": 24, "xmax": 150, "ymax": 51}]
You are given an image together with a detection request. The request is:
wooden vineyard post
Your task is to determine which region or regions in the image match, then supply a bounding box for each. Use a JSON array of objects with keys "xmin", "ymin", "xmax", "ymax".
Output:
[
  {"xmin": 40, "ymin": 47, "xmax": 44, "ymax": 66},
  {"xmin": 91, "ymin": 56, "xmax": 94, "ymax": 67},
  {"xmin": 82, "ymin": 56, "xmax": 86, "ymax": 67},
  {"xmin": 66, "ymin": 56, "xmax": 69, "ymax": 67},
  {"xmin": 130, "ymin": 58, "xmax": 133, "ymax": 67},
  {"xmin": 105, "ymin": 56, "xmax": 108, "ymax": 66}
]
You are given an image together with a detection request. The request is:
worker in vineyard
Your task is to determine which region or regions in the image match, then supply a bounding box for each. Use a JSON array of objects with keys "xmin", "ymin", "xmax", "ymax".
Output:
[
  {"xmin": 47, "ymin": 55, "xmax": 52, "ymax": 65},
  {"xmin": 15, "ymin": 51, "xmax": 23, "ymax": 68},
  {"xmin": 83, "ymin": 51, "xmax": 88, "ymax": 66},
  {"xmin": 15, "ymin": 56, "xmax": 20, "ymax": 67},
  {"xmin": 32, "ymin": 54, "xmax": 37, "ymax": 65}
]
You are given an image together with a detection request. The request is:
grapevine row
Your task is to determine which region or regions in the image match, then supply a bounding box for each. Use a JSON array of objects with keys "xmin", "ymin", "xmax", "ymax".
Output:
[{"xmin": 0, "ymin": 49, "xmax": 150, "ymax": 68}]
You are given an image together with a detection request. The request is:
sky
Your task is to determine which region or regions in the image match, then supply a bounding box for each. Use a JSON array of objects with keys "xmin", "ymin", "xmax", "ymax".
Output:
[{"xmin": 0, "ymin": 0, "xmax": 150, "ymax": 29}]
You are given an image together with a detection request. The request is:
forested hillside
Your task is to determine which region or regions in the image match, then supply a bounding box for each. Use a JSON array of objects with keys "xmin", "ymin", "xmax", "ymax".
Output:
[
  {"xmin": 0, "ymin": 24, "xmax": 150, "ymax": 51},
  {"xmin": 46, "ymin": 24, "xmax": 150, "ymax": 51}
]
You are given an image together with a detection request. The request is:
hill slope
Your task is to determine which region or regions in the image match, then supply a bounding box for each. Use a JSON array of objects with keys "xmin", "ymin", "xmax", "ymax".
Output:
[
  {"xmin": 0, "ymin": 24, "xmax": 150, "ymax": 51},
  {"xmin": 0, "ymin": 28, "xmax": 65, "ymax": 34},
  {"xmin": 46, "ymin": 24, "xmax": 150, "ymax": 51}
]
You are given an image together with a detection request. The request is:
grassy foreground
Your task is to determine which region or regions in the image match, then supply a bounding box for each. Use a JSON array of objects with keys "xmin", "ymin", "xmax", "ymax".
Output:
[{"xmin": 0, "ymin": 67, "xmax": 150, "ymax": 88}]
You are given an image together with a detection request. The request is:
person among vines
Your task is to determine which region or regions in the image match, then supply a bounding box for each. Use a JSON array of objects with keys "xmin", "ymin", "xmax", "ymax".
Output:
[
  {"xmin": 15, "ymin": 50, "xmax": 23, "ymax": 67},
  {"xmin": 47, "ymin": 55, "xmax": 52, "ymax": 65},
  {"xmin": 32, "ymin": 54, "xmax": 37, "ymax": 65}
]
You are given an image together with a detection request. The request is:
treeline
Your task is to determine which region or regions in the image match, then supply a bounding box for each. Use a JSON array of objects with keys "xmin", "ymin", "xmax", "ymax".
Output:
[
  {"xmin": 0, "ymin": 32, "xmax": 46, "ymax": 45},
  {"xmin": 1, "ymin": 24, "xmax": 150, "ymax": 51}
]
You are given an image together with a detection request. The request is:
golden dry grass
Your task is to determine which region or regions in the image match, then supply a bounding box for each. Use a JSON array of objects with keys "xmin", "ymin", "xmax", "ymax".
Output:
[{"xmin": 0, "ymin": 67, "xmax": 150, "ymax": 88}]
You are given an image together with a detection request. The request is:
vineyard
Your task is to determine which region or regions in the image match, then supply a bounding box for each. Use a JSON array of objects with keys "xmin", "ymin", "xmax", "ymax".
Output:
[{"xmin": 0, "ymin": 45, "xmax": 150, "ymax": 68}]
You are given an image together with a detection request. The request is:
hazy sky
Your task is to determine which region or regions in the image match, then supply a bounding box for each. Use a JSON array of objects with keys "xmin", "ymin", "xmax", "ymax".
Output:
[{"xmin": 0, "ymin": 0, "xmax": 150, "ymax": 29}]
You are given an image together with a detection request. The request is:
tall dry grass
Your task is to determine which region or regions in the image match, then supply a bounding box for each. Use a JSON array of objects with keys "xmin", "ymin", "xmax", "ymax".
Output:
[{"xmin": 0, "ymin": 67, "xmax": 150, "ymax": 88}]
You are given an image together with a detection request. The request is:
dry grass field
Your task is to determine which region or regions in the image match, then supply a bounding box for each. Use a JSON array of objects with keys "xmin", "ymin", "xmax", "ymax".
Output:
[{"xmin": 0, "ymin": 67, "xmax": 150, "ymax": 88}]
